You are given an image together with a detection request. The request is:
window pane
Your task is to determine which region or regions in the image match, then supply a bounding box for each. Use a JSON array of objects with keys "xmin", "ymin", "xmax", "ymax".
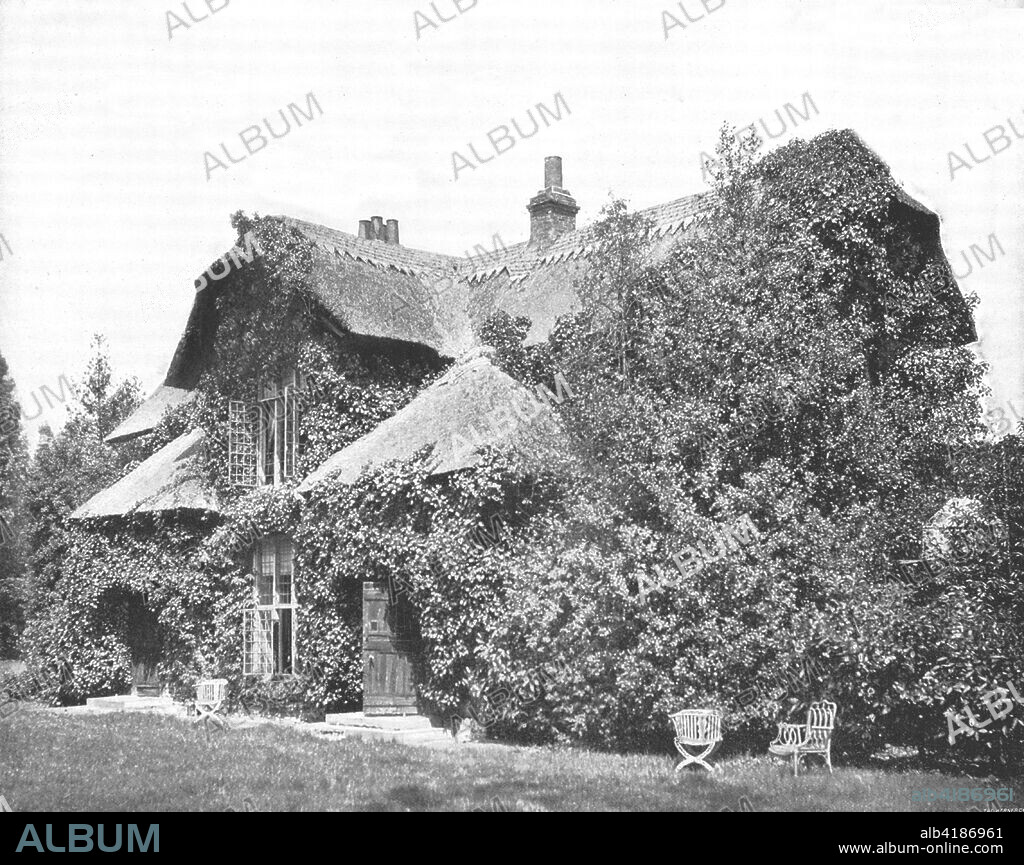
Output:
[
  {"xmin": 244, "ymin": 609, "xmax": 274, "ymax": 677},
  {"xmin": 276, "ymin": 538, "xmax": 293, "ymax": 605},
  {"xmin": 258, "ymin": 543, "xmax": 275, "ymax": 606},
  {"xmin": 261, "ymin": 401, "xmax": 276, "ymax": 485},
  {"xmin": 283, "ymin": 388, "xmax": 298, "ymax": 479},
  {"xmin": 277, "ymin": 609, "xmax": 294, "ymax": 674}
]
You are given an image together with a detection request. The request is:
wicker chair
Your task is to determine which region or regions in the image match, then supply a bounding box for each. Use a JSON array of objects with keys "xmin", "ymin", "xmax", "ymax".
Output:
[
  {"xmin": 669, "ymin": 708, "xmax": 723, "ymax": 773},
  {"xmin": 768, "ymin": 700, "xmax": 837, "ymax": 776}
]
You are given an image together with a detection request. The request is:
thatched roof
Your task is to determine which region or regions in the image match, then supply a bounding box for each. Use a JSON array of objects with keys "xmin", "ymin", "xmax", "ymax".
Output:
[
  {"xmin": 108, "ymin": 131, "xmax": 975, "ymax": 446},
  {"xmin": 108, "ymin": 194, "xmax": 704, "ymax": 446},
  {"xmin": 298, "ymin": 349, "xmax": 569, "ymax": 490},
  {"xmin": 289, "ymin": 216, "xmax": 464, "ymax": 355},
  {"xmin": 72, "ymin": 429, "xmax": 220, "ymax": 519},
  {"xmin": 284, "ymin": 193, "xmax": 706, "ymax": 354},
  {"xmin": 105, "ymin": 385, "xmax": 194, "ymax": 444}
]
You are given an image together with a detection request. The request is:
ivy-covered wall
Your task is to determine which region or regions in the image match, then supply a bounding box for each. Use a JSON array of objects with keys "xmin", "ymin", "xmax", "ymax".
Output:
[
  {"xmin": 21, "ymin": 213, "xmax": 449, "ymax": 711},
  {"xmin": 296, "ymin": 450, "xmax": 566, "ymax": 719},
  {"xmin": 21, "ymin": 514, "xmax": 233, "ymax": 704}
]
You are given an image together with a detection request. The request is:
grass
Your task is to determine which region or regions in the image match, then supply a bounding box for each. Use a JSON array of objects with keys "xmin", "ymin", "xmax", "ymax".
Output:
[{"xmin": 0, "ymin": 706, "xmax": 1019, "ymax": 812}]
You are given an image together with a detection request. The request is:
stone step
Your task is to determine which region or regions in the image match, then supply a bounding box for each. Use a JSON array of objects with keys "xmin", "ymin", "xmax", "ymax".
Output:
[
  {"xmin": 325, "ymin": 711, "xmax": 436, "ymax": 730},
  {"xmin": 315, "ymin": 725, "xmax": 454, "ymax": 746},
  {"xmin": 84, "ymin": 695, "xmax": 183, "ymax": 715},
  {"xmin": 320, "ymin": 712, "xmax": 453, "ymax": 746}
]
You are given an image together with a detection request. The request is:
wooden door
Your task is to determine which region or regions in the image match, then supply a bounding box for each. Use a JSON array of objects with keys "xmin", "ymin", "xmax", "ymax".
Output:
[
  {"xmin": 116, "ymin": 591, "xmax": 162, "ymax": 698},
  {"xmin": 362, "ymin": 581, "xmax": 419, "ymax": 716}
]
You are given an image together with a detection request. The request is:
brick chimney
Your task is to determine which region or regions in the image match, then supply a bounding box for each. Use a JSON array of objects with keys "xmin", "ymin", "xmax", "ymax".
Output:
[{"xmin": 527, "ymin": 156, "xmax": 579, "ymax": 248}]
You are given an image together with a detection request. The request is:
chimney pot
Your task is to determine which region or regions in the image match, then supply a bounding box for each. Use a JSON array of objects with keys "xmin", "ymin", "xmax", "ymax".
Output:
[
  {"xmin": 358, "ymin": 220, "xmax": 372, "ymax": 240},
  {"xmin": 371, "ymin": 216, "xmax": 385, "ymax": 241},
  {"xmin": 544, "ymin": 156, "xmax": 564, "ymax": 190},
  {"xmin": 385, "ymin": 219, "xmax": 400, "ymax": 245}
]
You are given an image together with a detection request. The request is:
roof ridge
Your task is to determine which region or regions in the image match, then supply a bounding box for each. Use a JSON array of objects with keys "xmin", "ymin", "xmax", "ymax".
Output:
[
  {"xmin": 277, "ymin": 191, "xmax": 709, "ymax": 281},
  {"xmin": 277, "ymin": 215, "xmax": 465, "ymax": 266}
]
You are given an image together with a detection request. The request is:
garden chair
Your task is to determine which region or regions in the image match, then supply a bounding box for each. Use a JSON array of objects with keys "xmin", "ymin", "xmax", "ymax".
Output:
[
  {"xmin": 194, "ymin": 679, "xmax": 228, "ymax": 731},
  {"xmin": 768, "ymin": 700, "xmax": 837, "ymax": 776},
  {"xmin": 670, "ymin": 708, "xmax": 723, "ymax": 773}
]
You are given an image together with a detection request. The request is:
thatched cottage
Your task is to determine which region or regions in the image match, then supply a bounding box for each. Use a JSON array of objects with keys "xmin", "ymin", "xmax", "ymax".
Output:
[{"xmin": 68, "ymin": 139, "xmax": 976, "ymax": 715}]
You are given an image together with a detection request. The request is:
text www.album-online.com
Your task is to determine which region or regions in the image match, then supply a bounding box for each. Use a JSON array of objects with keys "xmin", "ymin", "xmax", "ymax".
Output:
[{"xmin": 838, "ymin": 843, "xmax": 1004, "ymax": 855}]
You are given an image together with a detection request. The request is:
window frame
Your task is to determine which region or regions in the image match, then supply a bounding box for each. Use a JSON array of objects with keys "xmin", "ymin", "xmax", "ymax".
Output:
[
  {"xmin": 255, "ymin": 369, "xmax": 303, "ymax": 487},
  {"xmin": 248, "ymin": 535, "xmax": 299, "ymax": 677}
]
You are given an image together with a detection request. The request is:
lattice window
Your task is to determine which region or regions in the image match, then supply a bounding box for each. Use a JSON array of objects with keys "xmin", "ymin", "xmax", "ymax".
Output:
[
  {"xmin": 255, "ymin": 370, "xmax": 304, "ymax": 486},
  {"xmin": 228, "ymin": 400, "xmax": 258, "ymax": 487},
  {"xmin": 243, "ymin": 609, "xmax": 274, "ymax": 676},
  {"xmin": 276, "ymin": 538, "xmax": 293, "ymax": 604},
  {"xmin": 247, "ymin": 536, "xmax": 298, "ymax": 675}
]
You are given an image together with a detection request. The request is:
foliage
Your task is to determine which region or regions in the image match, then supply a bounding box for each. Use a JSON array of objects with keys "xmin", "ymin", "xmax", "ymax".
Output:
[
  {"xmin": 296, "ymin": 448, "xmax": 565, "ymax": 718},
  {"xmin": 476, "ymin": 312, "xmax": 535, "ymax": 383},
  {"xmin": 22, "ymin": 338, "xmax": 143, "ymax": 616},
  {"xmin": 0, "ymin": 347, "xmax": 29, "ymax": 656},
  {"xmin": 76, "ymin": 335, "xmax": 143, "ymax": 442},
  {"xmin": 20, "ymin": 516, "xmax": 229, "ymax": 705},
  {"xmin": 457, "ymin": 127, "xmax": 1019, "ymax": 772}
]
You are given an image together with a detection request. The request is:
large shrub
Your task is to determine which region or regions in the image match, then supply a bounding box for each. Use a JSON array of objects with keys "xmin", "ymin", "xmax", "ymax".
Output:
[{"xmin": 449, "ymin": 129, "xmax": 1021, "ymax": 771}]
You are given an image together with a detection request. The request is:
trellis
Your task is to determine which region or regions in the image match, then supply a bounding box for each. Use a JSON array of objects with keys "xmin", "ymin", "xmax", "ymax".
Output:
[{"xmin": 228, "ymin": 400, "xmax": 258, "ymax": 487}]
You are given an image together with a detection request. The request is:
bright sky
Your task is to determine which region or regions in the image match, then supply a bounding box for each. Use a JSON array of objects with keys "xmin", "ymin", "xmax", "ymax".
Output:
[{"xmin": 0, "ymin": 0, "xmax": 1021, "ymax": 443}]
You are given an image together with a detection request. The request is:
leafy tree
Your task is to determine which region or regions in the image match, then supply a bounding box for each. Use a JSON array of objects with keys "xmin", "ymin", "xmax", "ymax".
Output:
[
  {"xmin": 0, "ymin": 348, "xmax": 29, "ymax": 656},
  {"xmin": 77, "ymin": 335, "xmax": 143, "ymax": 441},
  {"xmin": 24, "ymin": 336, "xmax": 142, "ymax": 611}
]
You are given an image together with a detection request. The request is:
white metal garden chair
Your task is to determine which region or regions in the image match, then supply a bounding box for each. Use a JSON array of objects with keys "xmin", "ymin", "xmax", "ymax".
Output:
[
  {"xmin": 194, "ymin": 679, "xmax": 228, "ymax": 731},
  {"xmin": 768, "ymin": 700, "xmax": 837, "ymax": 776},
  {"xmin": 670, "ymin": 708, "xmax": 723, "ymax": 773}
]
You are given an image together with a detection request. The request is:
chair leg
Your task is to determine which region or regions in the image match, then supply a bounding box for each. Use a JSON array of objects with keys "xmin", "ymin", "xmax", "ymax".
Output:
[
  {"xmin": 792, "ymin": 752, "xmax": 799, "ymax": 777},
  {"xmin": 675, "ymin": 742, "xmax": 717, "ymax": 773}
]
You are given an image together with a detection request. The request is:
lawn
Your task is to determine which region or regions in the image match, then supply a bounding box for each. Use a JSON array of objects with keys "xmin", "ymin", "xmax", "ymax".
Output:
[{"xmin": 0, "ymin": 706, "xmax": 1018, "ymax": 812}]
